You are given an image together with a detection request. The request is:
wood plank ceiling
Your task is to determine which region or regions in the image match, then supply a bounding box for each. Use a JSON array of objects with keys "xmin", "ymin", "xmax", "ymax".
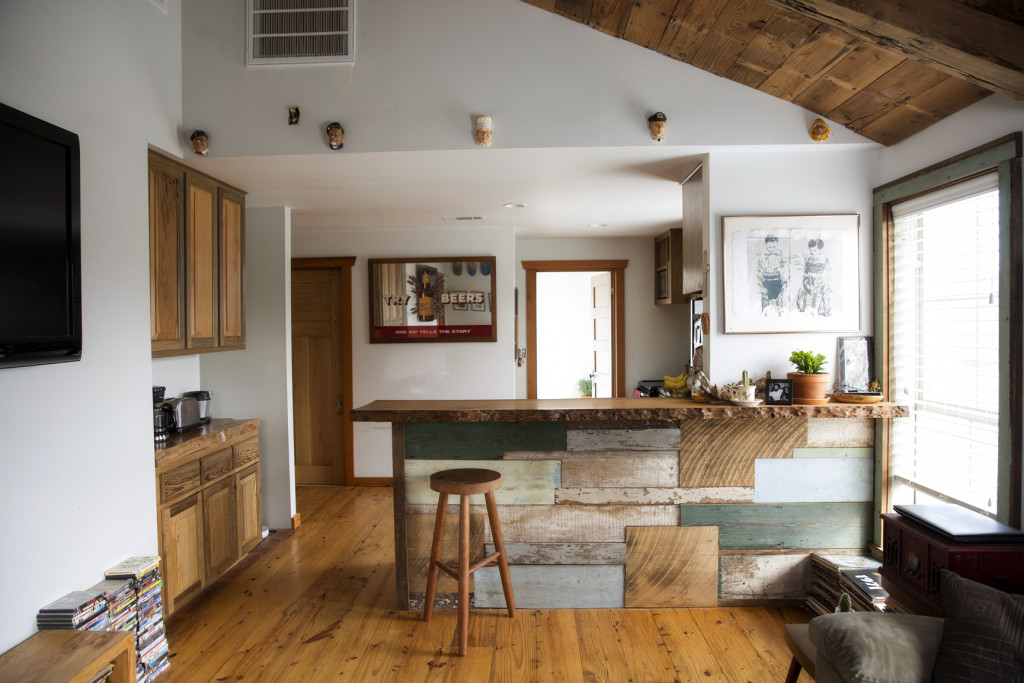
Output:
[{"xmin": 522, "ymin": 0, "xmax": 1024, "ymax": 146}]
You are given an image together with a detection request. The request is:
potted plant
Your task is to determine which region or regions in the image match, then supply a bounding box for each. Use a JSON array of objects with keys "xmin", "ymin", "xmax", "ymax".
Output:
[
  {"xmin": 739, "ymin": 370, "xmax": 755, "ymax": 402},
  {"xmin": 788, "ymin": 350, "xmax": 830, "ymax": 404},
  {"xmin": 578, "ymin": 377, "xmax": 593, "ymax": 398}
]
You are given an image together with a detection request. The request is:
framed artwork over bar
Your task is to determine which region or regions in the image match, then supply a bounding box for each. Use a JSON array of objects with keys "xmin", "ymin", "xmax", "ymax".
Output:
[
  {"xmin": 722, "ymin": 215, "xmax": 860, "ymax": 333},
  {"xmin": 368, "ymin": 257, "xmax": 497, "ymax": 343}
]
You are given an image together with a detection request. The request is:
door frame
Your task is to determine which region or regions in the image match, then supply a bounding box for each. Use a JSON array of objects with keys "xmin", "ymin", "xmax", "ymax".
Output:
[
  {"xmin": 291, "ymin": 257, "xmax": 356, "ymax": 486},
  {"xmin": 522, "ymin": 260, "xmax": 627, "ymax": 399}
]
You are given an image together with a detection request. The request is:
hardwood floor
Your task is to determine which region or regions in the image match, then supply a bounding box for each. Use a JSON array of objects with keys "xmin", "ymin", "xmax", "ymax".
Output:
[{"xmin": 163, "ymin": 486, "xmax": 812, "ymax": 682}]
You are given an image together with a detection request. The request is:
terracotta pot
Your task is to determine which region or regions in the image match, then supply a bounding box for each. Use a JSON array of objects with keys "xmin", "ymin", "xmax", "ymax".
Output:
[{"xmin": 787, "ymin": 371, "xmax": 831, "ymax": 405}]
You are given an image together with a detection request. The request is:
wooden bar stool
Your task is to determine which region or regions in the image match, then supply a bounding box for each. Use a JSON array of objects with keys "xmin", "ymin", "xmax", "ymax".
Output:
[{"xmin": 422, "ymin": 468, "xmax": 516, "ymax": 656}]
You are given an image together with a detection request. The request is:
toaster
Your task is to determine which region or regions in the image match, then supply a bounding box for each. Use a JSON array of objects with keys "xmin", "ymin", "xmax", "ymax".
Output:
[{"xmin": 162, "ymin": 397, "xmax": 203, "ymax": 432}]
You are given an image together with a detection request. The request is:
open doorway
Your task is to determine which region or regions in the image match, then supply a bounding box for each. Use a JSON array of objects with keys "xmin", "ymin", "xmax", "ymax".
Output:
[{"xmin": 523, "ymin": 260, "xmax": 627, "ymax": 399}]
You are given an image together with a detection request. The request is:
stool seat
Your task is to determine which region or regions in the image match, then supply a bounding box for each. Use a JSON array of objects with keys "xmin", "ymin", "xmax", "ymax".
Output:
[
  {"xmin": 430, "ymin": 468, "xmax": 501, "ymax": 495},
  {"xmin": 422, "ymin": 467, "xmax": 515, "ymax": 656}
]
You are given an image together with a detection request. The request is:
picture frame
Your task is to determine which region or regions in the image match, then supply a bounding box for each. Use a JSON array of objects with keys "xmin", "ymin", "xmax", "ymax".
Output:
[
  {"xmin": 722, "ymin": 215, "xmax": 860, "ymax": 333},
  {"xmin": 368, "ymin": 256, "xmax": 497, "ymax": 343},
  {"xmin": 836, "ymin": 335, "xmax": 874, "ymax": 393},
  {"xmin": 765, "ymin": 378, "xmax": 794, "ymax": 405}
]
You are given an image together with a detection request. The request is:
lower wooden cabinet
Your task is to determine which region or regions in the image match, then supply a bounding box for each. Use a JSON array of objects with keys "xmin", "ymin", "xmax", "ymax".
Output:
[{"xmin": 156, "ymin": 419, "xmax": 261, "ymax": 616}]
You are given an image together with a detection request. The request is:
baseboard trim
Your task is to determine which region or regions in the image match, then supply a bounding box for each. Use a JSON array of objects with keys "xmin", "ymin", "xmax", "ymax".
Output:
[
  {"xmin": 291, "ymin": 513, "xmax": 301, "ymax": 529},
  {"xmin": 354, "ymin": 477, "xmax": 393, "ymax": 487}
]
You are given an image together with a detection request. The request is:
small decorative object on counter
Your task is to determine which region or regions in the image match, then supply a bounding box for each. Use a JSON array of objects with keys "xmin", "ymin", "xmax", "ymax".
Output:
[
  {"xmin": 739, "ymin": 370, "xmax": 755, "ymax": 402},
  {"xmin": 475, "ymin": 116, "xmax": 493, "ymax": 146},
  {"xmin": 189, "ymin": 130, "xmax": 208, "ymax": 155},
  {"xmin": 662, "ymin": 369, "xmax": 689, "ymax": 397},
  {"xmin": 648, "ymin": 112, "xmax": 667, "ymax": 141},
  {"xmin": 788, "ymin": 349, "xmax": 831, "ymax": 405},
  {"xmin": 326, "ymin": 122, "xmax": 344, "ymax": 150}
]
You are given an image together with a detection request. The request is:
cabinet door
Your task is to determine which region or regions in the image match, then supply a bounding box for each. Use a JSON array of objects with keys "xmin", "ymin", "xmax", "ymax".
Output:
[
  {"xmin": 203, "ymin": 476, "xmax": 238, "ymax": 581},
  {"xmin": 149, "ymin": 153, "xmax": 185, "ymax": 353},
  {"xmin": 236, "ymin": 464, "xmax": 262, "ymax": 555},
  {"xmin": 160, "ymin": 493, "xmax": 205, "ymax": 615},
  {"xmin": 186, "ymin": 173, "xmax": 219, "ymax": 350},
  {"xmin": 219, "ymin": 187, "xmax": 246, "ymax": 349}
]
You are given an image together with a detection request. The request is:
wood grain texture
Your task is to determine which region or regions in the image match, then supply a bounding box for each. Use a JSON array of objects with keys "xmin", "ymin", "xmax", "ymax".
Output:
[
  {"xmin": 407, "ymin": 509, "xmax": 486, "ymax": 594},
  {"xmin": 0, "ymin": 631, "xmax": 136, "ymax": 683},
  {"xmin": 625, "ymin": 526, "xmax": 719, "ymax": 607},
  {"xmin": 475, "ymin": 564, "xmax": 625, "ymax": 608},
  {"xmin": 754, "ymin": 457, "xmax": 873, "ymax": 502},
  {"xmin": 483, "ymin": 541, "xmax": 626, "ymax": 565},
  {"xmin": 405, "ymin": 459, "xmax": 559, "ymax": 505},
  {"xmin": 567, "ymin": 427, "xmax": 681, "ymax": 450},
  {"xmin": 678, "ymin": 418, "xmax": 806, "ymax": 487},
  {"xmin": 678, "ymin": 502, "xmax": 873, "ymax": 549},
  {"xmin": 719, "ymin": 553, "xmax": 810, "ymax": 600},
  {"xmin": 555, "ymin": 486, "xmax": 755, "ymax": 504},
  {"xmin": 487, "ymin": 504, "xmax": 679, "ymax": 543},
  {"xmin": 560, "ymin": 452, "xmax": 678, "ymax": 487},
  {"xmin": 806, "ymin": 417, "xmax": 873, "ymax": 447}
]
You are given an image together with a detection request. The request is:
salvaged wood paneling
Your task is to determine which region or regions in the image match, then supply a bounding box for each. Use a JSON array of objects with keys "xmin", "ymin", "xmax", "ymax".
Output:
[
  {"xmin": 625, "ymin": 526, "xmax": 719, "ymax": 607},
  {"xmin": 758, "ymin": 23, "xmax": 858, "ymax": 101},
  {"xmin": 489, "ymin": 504, "xmax": 679, "ymax": 543},
  {"xmin": 753, "ymin": 457, "xmax": 873, "ymax": 503},
  {"xmin": 406, "ymin": 511, "xmax": 486, "ymax": 593},
  {"xmin": 561, "ymin": 452, "xmax": 678, "ymax": 488},
  {"xmin": 555, "ymin": 486, "xmax": 754, "ymax": 504},
  {"xmin": 678, "ymin": 502, "xmax": 873, "ymax": 549},
  {"xmin": 405, "ymin": 459, "xmax": 559, "ymax": 505},
  {"xmin": 725, "ymin": 9, "xmax": 820, "ymax": 88},
  {"xmin": 622, "ymin": 0, "xmax": 678, "ymax": 49},
  {"xmin": 567, "ymin": 428, "xmax": 680, "ymax": 451},
  {"xmin": 719, "ymin": 554, "xmax": 809, "ymax": 601},
  {"xmin": 806, "ymin": 418, "xmax": 873, "ymax": 447},
  {"xmin": 483, "ymin": 541, "xmax": 626, "ymax": 564},
  {"xmin": 690, "ymin": 0, "xmax": 778, "ymax": 77},
  {"xmin": 792, "ymin": 447, "xmax": 871, "ymax": 459},
  {"xmin": 678, "ymin": 419, "xmax": 805, "ymax": 487},
  {"xmin": 475, "ymin": 564, "xmax": 625, "ymax": 608},
  {"xmin": 404, "ymin": 422, "xmax": 565, "ymax": 459}
]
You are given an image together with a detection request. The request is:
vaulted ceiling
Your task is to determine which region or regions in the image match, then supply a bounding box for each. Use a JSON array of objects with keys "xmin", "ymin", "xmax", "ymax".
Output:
[{"xmin": 522, "ymin": 0, "xmax": 1024, "ymax": 146}]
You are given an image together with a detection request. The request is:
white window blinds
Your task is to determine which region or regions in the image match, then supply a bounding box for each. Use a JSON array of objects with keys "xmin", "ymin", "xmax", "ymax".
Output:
[{"xmin": 889, "ymin": 172, "xmax": 1000, "ymax": 516}]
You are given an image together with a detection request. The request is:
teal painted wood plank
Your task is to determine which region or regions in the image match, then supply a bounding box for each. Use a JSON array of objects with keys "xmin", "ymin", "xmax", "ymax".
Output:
[
  {"xmin": 678, "ymin": 503, "xmax": 873, "ymax": 550},
  {"xmin": 405, "ymin": 459, "xmax": 559, "ymax": 505},
  {"xmin": 404, "ymin": 422, "xmax": 566, "ymax": 459},
  {"xmin": 474, "ymin": 564, "xmax": 624, "ymax": 608},
  {"xmin": 793, "ymin": 447, "xmax": 873, "ymax": 459}
]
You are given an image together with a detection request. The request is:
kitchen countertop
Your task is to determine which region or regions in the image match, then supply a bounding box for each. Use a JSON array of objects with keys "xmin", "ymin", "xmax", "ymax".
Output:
[
  {"xmin": 351, "ymin": 397, "xmax": 909, "ymax": 423},
  {"xmin": 154, "ymin": 417, "xmax": 259, "ymax": 469}
]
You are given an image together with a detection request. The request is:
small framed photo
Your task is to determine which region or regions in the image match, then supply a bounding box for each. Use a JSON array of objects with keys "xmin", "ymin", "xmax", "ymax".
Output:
[
  {"xmin": 471, "ymin": 291, "xmax": 485, "ymax": 312},
  {"xmin": 452, "ymin": 291, "xmax": 468, "ymax": 311},
  {"xmin": 765, "ymin": 378, "xmax": 793, "ymax": 405}
]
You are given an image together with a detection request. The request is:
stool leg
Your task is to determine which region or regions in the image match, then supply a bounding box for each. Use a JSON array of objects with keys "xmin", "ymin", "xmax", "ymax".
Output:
[
  {"xmin": 422, "ymin": 491, "xmax": 448, "ymax": 622},
  {"xmin": 457, "ymin": 493, "xmax": 470, "ymax": 656},
  {"xmin": 485, "ymin": 490, "xmax": 516, "ymax": 618},
  {"xmin": 785, "ymin": 657, "xmax": 802, "ymax": 683}
]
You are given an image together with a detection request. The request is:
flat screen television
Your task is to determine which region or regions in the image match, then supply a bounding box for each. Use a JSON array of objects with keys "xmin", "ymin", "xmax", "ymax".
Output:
[{"xmin": 0, "ymin": 102, "xmax": 82, "ymax": 369}]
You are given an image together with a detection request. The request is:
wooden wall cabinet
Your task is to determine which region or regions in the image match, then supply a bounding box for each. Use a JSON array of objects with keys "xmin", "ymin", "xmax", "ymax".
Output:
[
  {"xmin": 654, "ymin": 165, "xmax": 704, "ymax": 304},
  {"xmin": 149, "ymin": 150, "xmax": 246, "ymax": 357},
  {"xmin": 156, "ymin": 420, "xmax": 262, "ymax": 616}
]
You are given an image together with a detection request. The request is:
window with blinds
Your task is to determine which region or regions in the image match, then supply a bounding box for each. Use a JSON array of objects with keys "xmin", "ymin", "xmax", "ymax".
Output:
[
  {"xmin": 247, "ymin": 0, "xmax": 354, "ymax": 65},
  {"xmin": 889, "ymin": 172, "xmax": 1000, "ymax": 516}
]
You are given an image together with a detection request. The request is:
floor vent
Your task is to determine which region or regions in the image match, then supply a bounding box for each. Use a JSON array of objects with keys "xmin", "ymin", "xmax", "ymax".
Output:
[{"xmin": 247, "ymin": 0, "xmax": 354, "ymax": 65}]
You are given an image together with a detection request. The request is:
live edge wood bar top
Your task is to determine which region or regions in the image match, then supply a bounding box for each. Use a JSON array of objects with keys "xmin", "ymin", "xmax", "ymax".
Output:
[
  {"xmin": 351, "ymin": 397, "xmax": 908, "ymax": 423},
  {"xmin": 154, "ymin": 417, "xmax": 259, "ymax": 471}
]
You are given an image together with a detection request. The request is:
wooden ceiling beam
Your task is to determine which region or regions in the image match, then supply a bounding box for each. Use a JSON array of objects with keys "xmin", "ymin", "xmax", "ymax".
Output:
[{"xmin": 763, "ymin": 0, "xmax": 1024, "ymax": 100}]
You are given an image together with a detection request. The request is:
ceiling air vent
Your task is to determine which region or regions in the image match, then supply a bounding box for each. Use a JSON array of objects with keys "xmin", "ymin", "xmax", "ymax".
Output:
[
  {"xmin": 247, "ymin": 0, "xmax": 354, "ymax": 65},
  {"xmin": 443, "ymin": 216, "xmax": 486, "ymax": 222}
]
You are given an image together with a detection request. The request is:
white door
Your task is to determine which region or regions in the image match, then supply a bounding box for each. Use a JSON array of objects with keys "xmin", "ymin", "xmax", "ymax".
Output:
[{"xmin": 590, "ymin": 272, "xmax": 612, "ymax": 398}]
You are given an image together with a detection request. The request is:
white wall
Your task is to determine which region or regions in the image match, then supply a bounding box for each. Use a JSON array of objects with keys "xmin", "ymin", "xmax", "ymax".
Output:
[
  {"xmin": 201, "ymin": 208, "xmax": 295, "ymax": 530},
  {"xmin": 292, "ymin": 227, "xmax": 517, "ymax": 478},
  {"xmin": 0, "ymin": 0, "xmax": 182, "ymax": 652}
]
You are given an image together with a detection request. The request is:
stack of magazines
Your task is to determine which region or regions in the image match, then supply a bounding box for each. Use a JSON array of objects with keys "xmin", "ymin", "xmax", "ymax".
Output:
[
  {"xmin": 807, "ymin": 553, "xmax": 884, "ymax": 615},
  {"xmin": 105, "ymin": 557, "xmax": 169, "ymax": 683}
]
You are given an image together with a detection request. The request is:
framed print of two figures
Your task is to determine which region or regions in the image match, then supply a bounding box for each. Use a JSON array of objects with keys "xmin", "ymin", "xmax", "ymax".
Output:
[{"xmin": 723, "ymin": 214, "xmax": 860, "ymax": 334}]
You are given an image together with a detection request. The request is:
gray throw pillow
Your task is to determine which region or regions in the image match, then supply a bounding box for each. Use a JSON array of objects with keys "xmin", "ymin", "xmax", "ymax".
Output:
[{"xmin": 932, "ymin": 569, "xmax": 1024, "ymax": 682}]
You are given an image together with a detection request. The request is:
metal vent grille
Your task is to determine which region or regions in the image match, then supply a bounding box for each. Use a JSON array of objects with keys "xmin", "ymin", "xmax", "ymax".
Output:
[{"xmin": 247, "ymin": 0, "xmax": 354, "ymax": 65}]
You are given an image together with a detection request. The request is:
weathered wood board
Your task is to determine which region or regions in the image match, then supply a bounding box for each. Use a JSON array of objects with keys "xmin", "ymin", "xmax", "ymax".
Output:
[
  {"xmin": 678, "ymin": 502, "xmax": 873, "ymax": 549},
  {"xmin": 488, "ymin": 504, "xmax": 679, "ymax": 543},
  {"xmin": 560, "ymin": 452, "xmax": 678, "ymax": 487},
  {"xmin": 406, "ymin": 511, "xmax": 485, "ymax": 593},
  {"xmin": 718, "ymin": 554, "xmax": 810, "ymax": 601},
  {"xmin": 806, "ymin": 418, "xmax": 873, "ymax": 447},
  {"xmin": 793, "ymin": 447, "xmax": 873, "ymax": 459},
  {"xmin": 678, "ymin": 419, "xmax": 805, "ymax": 487},
  {"xmin": 753, "ymin": 458, "xmax": 873, "ymax": 503},
  {"xmin": 404, "ymin": 422, "xmax": 566, "ymax": 459},
  {"xmin": 567, "ymin": 428, "xmax": 680, "ymax": 451},
  {"xmin": 404, "ymin": 459, "xmax": 559, "ymax": 505},
  {"xmin": 474, "ymin": 564, "xmax": 625, "ymax": 608},
  {"xmin": 483, "ymin": 541, "xmax": 626, "ymax": 565},
  {"xmin": 555, "ymin": 487, "xmax": 754, "ymax": 505},
  {"xmin": 625, "ymin": 526, "xmax": 718, "ymax": 608}
]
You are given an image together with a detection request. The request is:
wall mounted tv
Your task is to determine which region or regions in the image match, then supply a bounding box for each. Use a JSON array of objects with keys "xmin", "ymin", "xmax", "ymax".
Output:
[{"xmin": 0, "ymin": 102, "xmax": 82, "ymax": 369}]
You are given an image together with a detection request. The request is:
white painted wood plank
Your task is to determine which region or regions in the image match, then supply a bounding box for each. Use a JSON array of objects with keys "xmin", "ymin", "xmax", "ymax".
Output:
[
  {"xmin": 793, "ymin": 447, "xmax": 873, "ymax": 459},
  {"xmin": 753, "ymin": 458, "xmax": 873, "ymax": 503},
  {"xmin": 567, "ymin": 428, "xmax": 680, "ymax": 451},
  {"xmin": 475, "ymin": 564, "xmax": 624, "ymax": 608},
  {"xmin": 719, "ymin": 554, "xmax": 810, "ymax": 601},
  {"xmin": 487, "ymin": 504, "xmax": 679, "ymax": 543},
  {"xmin": 404, "ymin": 459, "xmax": 559, "ymax": 505},
  {"xmin": 555, "ymin": 487, "xmax": 754, "ymax": 505},
  {"xmin": 561, "ymin": 453, "xmax": 678, "ymax": 487},
  {"xmin": 483, "ymin": 541, "xmax": 626, "ymax": 564},
  {"xmin": 806, "ymin": 418, "xmax": 874, "ymax": 447}
]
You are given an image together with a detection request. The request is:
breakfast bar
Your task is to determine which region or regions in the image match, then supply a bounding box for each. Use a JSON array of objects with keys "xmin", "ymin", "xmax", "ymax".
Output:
[{"xmin": 352, "ymin": 398, "xmax": 908, "ymax": 611}]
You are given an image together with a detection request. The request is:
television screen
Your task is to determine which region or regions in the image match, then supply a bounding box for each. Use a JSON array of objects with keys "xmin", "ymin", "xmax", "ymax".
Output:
[{"xmin": 0, "ymin": 102, "xmax": 82, "ymax": 368}]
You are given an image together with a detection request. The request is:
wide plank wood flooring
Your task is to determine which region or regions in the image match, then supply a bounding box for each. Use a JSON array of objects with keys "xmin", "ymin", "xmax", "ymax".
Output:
[{"xmin": 163, "ymin": 486, "xmax": 812, "ymax": 682}]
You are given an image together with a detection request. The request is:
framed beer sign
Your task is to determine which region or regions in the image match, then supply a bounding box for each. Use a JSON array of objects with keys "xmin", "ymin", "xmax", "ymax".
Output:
[{"xmin": 368, "ymin": 256, "xmax": 497, "ymax": 343}]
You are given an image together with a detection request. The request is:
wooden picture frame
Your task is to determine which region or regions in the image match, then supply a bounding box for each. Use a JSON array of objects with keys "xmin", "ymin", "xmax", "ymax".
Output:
[
  {"xmin": 368, "ymin": 256, "xmax": 497, "ymax": 343},
  {"xmin": 722, "ymin": 215, "xmax": 860, "ymax": 333}
]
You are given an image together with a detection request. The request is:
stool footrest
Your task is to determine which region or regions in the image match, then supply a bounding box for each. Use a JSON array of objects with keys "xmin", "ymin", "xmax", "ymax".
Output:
[{"xmin": 434, "ymin": 551, "xmax": 502, "ymax": 581}]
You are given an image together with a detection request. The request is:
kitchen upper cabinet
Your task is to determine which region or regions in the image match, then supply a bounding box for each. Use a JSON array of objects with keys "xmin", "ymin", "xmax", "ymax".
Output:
[
  {"xmin": 654, "ymin": 164, "xmax": 704, "ymax": 305},
  {"xmin": 149, "ymin": 151, "xmax": 246, "ymax": 357}
]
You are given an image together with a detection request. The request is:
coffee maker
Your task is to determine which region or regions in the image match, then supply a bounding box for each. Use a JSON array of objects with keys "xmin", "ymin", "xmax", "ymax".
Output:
[{"xmin": 153, "ymin": 386, "xmax": 173, "ymax": 442}]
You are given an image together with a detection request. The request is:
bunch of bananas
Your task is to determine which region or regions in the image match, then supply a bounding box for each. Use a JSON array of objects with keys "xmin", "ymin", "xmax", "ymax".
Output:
[{"xmin": 663, "ymin": 370, "xmax": 688, "ymax": 393}]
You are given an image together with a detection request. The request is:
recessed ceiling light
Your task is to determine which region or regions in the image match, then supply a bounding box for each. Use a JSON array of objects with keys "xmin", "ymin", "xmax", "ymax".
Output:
[
  {"xmin": 503, "ymin": 202, "xmax": 527, "ymax": 209},
  {"xmin": 590, "ymin": 223, "xmax": 609, "ymax": 228}
]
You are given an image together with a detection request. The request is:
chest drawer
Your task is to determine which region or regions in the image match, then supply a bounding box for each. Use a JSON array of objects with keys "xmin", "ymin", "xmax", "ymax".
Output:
[
  {"xmin": 202, "ymin": 448, "xmax": 234, "ymax": 482},
  {"xmin": 234, "ymin": 437, "xmax": 260, "ymax": 467},
  {"xmin": 160, "ymin": 460, "xmax": 201, "ymax": 503}
]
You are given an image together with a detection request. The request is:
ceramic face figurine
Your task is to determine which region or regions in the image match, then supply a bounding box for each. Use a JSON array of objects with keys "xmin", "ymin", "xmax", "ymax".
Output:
[
  {"xmin": 809, "ymin": 118, "xmax": 831, "ymax": 142},
  {"xmin": 326, "ymin": 122, "xmax": 344, "ymax": 150},
  {"xmin": 475, "ymin": 116, "xmax": 492, "ymax": 146},
  {"xmin": 288, "ymin": 106, "xmax": 300, "ymax": 126},
  {"xmin": 190, "ymin": 130, "xmax": 208, "ymax": 156},
  {"xmin": 648, "ymin": 112, "xmax": 667, "ymax": 142}
]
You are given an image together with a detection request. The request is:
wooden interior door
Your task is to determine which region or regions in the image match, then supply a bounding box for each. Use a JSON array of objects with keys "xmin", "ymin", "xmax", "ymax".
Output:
[
  {"xmin": 291, "ymin": 258, "xmax": 355, "ymax": 485},
  {"xmin": 590, "ymin": 272, "xmax": 612, "ymax": 398}
]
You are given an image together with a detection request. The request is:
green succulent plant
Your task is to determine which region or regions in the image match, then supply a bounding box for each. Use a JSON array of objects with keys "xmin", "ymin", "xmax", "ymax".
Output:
[
  {"xmin": 741, "ymin": 370, "xmax": 750, "ymax": 387},
  {"xmin": 789, "ymin": 350, "xmax": 828, "ymax": 374},
  {"xmin": 838, "ymin": 592, "xmax": 852, "ymax": 613}
]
